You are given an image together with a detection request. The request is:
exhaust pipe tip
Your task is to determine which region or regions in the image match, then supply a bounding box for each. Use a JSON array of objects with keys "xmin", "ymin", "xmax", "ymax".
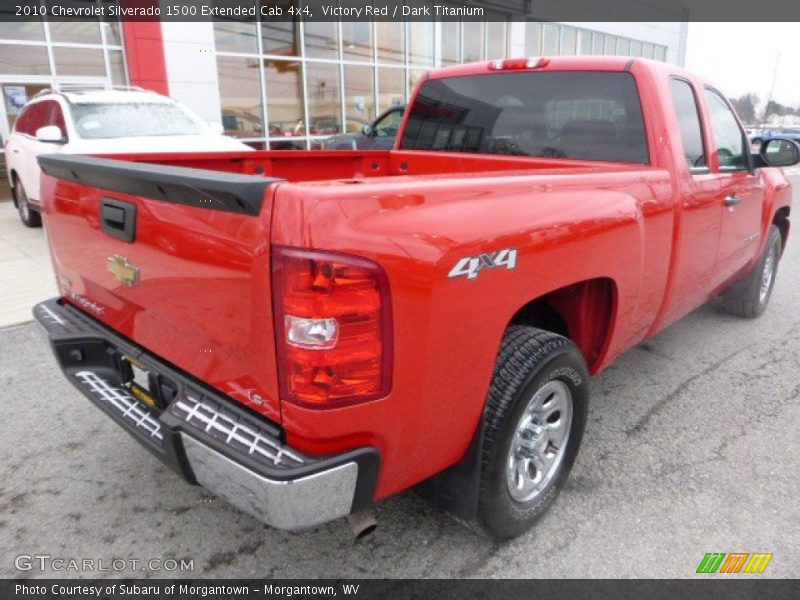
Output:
[{"xmin": 347, "ymin": 509, "xmax": 377, "ymax": 541}]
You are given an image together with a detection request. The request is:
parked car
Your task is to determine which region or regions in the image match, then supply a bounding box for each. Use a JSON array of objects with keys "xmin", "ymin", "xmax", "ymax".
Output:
[
  {"xmin": 322, "ymin": 106, "xmax": 405, "ymax": 150},
  {"xmin": 751, "ymin": 127, "xmax": 800, "ymax": 146},
  {"xmin": 34, "ymin": 57, "xmax": 796, "ymax": 540},
  {"xmin": 5, "ymin": 87, "xmax": 252, "ymax": 227}
]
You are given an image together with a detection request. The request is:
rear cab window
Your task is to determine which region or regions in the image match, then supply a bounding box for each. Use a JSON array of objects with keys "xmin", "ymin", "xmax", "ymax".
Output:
[{"xmin": 400, "ymin": 71, "xmax": 649, "ymax": 164}]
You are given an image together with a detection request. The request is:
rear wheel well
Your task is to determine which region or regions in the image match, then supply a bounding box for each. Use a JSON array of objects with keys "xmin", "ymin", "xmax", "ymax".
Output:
[
  {"xmin": 773, "ymin": 207, "xmax": 790, "ymax": 252},
  {"xmin": 509, "ymin": 278, "xmax": 616, "ymax": 370}
]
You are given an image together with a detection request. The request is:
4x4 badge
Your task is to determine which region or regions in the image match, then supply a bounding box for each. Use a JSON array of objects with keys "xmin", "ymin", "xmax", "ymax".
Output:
[
  {"xmin": 108, "ymin": 255, "xmax": 140, "ymax": 287},
  {"xmin": 448, "ymin": 248, "xmax": 518, "ymax": 280}
]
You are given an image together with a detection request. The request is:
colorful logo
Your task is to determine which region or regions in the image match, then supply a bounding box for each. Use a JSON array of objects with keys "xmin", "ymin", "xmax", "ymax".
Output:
[{"xmin": 696, "ymin": 552, "xmax": 773, "ymax": 574}]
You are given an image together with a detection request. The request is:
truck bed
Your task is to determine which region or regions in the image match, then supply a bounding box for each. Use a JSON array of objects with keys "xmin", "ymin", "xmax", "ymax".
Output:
[{"xmin": 38, "ymin": 148, "xmax": 660, "ymax": 431}]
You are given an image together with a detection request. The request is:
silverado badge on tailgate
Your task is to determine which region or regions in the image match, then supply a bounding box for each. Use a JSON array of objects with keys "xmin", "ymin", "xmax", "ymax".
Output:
[{"xmin": 107, "ymin": 255, "xmax": 140, "ymax": 287}]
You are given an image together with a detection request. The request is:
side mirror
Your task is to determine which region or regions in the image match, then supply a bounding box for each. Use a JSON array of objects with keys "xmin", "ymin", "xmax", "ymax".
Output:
[
  {"xmin": 361, "ymin": 124, "xmax": 373, "ymax": 137},
  {"xmin": 760, "ymin": 138, "xmax": 800, "ymax": 168},
  {"xmin": 207, "ymin": 121, "xmax": 225, "ymax": 135},
  {"xmin": 35, "ymin": 125, "xmax": 65, "ymax": 144}
]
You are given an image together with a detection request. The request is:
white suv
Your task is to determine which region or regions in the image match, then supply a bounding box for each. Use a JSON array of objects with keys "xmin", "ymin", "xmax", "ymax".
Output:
[{"xmin": 5, "ymin": 87, "xmax": 252, "ymax": 227}]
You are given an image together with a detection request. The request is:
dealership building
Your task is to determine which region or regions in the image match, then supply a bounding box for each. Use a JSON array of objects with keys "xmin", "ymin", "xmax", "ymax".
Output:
[{"xmin": 0, "ymin": 16, "xmax": 687, "ymax": 155}]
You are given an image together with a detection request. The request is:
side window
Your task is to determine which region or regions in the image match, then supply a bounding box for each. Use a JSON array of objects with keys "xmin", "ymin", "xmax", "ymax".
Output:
[
  {"xmin": 375, "ymin": 109, "xmax": 403, "ymax": 137},
  {"xmin": 669, "ymin": 79, "xmax": 706, "ymax": 170},
  {"xmin": 704, "ymin": 88, "xmax": 747, "ymax": 171}
]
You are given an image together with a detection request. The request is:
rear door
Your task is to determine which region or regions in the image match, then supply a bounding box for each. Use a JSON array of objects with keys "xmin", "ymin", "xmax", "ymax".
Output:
[
  {"xmin": 661, "ymin": 78, "xmax": 723, "ymax": 322},
  {"xmin": 702, "ymin": 88, "xmax": 764, "ymax": 283}
]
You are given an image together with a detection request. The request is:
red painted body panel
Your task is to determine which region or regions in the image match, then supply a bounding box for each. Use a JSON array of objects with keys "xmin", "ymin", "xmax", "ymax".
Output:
[{"xmin": 39, "ymin": 58, "xmax": 792, "ymax": 502}]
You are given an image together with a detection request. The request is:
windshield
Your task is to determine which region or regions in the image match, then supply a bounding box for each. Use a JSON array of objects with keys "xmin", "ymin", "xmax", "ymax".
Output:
[
  {"xmin": 400, "ymin": 71, "xmax": 648, "ymax": 163},
  {"xmin": 71, "ymin": 102, "xmax": 205, "ymax": 139}
]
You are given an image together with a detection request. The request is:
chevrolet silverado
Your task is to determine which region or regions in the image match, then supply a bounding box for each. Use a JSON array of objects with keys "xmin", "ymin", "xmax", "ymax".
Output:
[{"xmin": 33, "ymin": 57, "xmax": 798, "ymax": 540}]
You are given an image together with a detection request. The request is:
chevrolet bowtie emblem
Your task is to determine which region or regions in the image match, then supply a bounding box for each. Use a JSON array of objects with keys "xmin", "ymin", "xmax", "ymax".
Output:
[{"xmin": 107, "ymin": 255, "xmax": 140, "ymax": 287}]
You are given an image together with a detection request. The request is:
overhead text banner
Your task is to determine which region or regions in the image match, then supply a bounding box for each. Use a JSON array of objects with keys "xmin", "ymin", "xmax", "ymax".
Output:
[{"xmin": 2, "ymin": 0, "xmax": 800, "ymax": 22}]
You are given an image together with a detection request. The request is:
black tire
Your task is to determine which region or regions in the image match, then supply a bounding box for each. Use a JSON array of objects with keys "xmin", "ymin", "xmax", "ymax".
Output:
[
  {"xmin": 477, "ymin": 326, "xmax": 589, "ymax": 540},
  {"xmin": 721, "ymin": 225, "xmax": 782, "ymax": 318},
  {"xmin": 13, "ymin": 176, "xmax": 42, "ymax": 228}
]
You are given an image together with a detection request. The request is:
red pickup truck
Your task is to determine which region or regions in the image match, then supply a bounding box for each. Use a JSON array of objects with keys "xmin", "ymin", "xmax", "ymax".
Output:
[{"xmin": 34, "ymin": 57, "xmax": 797, "ymax": 540}]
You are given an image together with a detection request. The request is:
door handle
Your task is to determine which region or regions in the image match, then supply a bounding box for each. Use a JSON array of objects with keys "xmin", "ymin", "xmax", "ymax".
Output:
[
  {"xmin": 100, "ymin": 198, "xmax": 136, "ymax": 243},
  {"xmin": 724, "ymin": 195, "xmax": 741, "ymax": 207}
]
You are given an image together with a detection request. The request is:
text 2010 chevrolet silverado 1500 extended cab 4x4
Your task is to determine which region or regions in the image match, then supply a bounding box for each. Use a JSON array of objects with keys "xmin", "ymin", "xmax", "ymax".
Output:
[{"xmin": 34, "ymin": 57, "xmax": 797, "ymax": 540}]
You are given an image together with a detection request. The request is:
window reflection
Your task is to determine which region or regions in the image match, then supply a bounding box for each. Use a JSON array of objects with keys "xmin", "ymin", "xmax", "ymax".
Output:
[
  {"xmin": 342, "ymin": 22, "xmax": 373, "ymax": 62},
  {"xmin": 304, "ymin": 22, "xmax": 338, "ymax": 59},
  {"xmin": 378, "ymin": 67, "xmax": 405, "ymax": 113},
  {"xmin": 214, "ymin": 21, "xmax": 257, "ymax": 54},
  {"xmin": 307, "ymin": 62, "xmax": 341, "ymax": 135},
  {"xmin": 344, "ymin": 65, "xmax": 374, "ymax": 133},
  {"xmin": 264, "ymin": 59, "xmax": 304, "ymax": 138},
  {"xmin": 440, "ymin": 21, "xmax": 460, "ymax": 65},
  {"xmin": 408, "ymin": 22, "xmax": 434, "ymax": 66},
  {"xmin": 49, "ymin": 22, "xmax": 101, "ymax": 45},
  {"xmin": 376, "ymin": 22, "xmax": 404, "ymax": 64},
  {"xmin": 462, "ymin": 21, "xmax": 483, "ymax": 62},
  {"xmin": 262, "ymin": 20, "xmax": 299, "ymax": 57},
  {"xmin": 218, "ymin": 56, "xmax": 264, "ymax": 139},
  {"xmin": 486, "ymin": 21, "xmax": 507, "ymax": 60},
  {"xmin": 0, "ymin": 44, "xmax": 50, "ymax": 75},
  {"xmin": 53, "ymin": 47, "xmax": 105, "ymax": 77},
  {"xmin": 0, "ymin": 22, "xmax": 44, "ymax": 42},
  {"xmin": 109, "ymin": 50, "xmax": 127, "ymax": 86}
]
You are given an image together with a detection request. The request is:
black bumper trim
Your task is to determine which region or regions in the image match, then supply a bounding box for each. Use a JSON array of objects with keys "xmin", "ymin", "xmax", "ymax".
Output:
[{"xmin": 33, "ymin": 297, "xmax": 379, "ymax": 514}]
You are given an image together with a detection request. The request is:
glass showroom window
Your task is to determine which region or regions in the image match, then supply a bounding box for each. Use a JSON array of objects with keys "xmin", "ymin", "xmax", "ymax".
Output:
[
  {"xmin": 214, "ymin": 21, "xmax": 258, "ymax": 54},
  {"xmin": 440, "ymin": 21, "xmax": 461, "ymax": 65},
  {"xmin": 49, "ymin": 22, "xmax": 102, "ymax": 45},
  {"xmin": 342, "ymin": 22, "xmax": 373, "ymax": 62},
  {"xmin": 305, "ymin": 21, "xmax": 339, "ymax": 60},
  {"xmin": 376, "ymin": 22, "xmax": 404, "ymax": 64},
  {"xmin": 344, "ymin": 65, "xmax": 375, "ymax": 133},
  {"xmin": 462, "ymin": 21, "xmax": 484, "ymax": 62},
  {"xmin": 53, "ymin": 47, "xmax": 106, "ymax": 78},
  {"xmin": 218, "ymin": 55, "xmax": 265, "ymax": 140},
  {"xmin": 0, "ymin": 44, "xmax": 50, "ymax": 76},
  {"xmin": 526, "ymin": 22, "xmax": 542, "ymax": 55},
  {"xmin": 378, "ymin": 67, "xmax": 406, "ymax": 113},
  {"xmin": 307, "ymin": 62, "xmax": 342, "ymax": 136},
  {"xmin": 408, "ymin": 22, "xmax": 434, "ymax": 67},
  {"xmin": 262, "ymin": 19, "xmax": 299, "ymax": 57},
  {"xmin": 485, "ymin": 21, "xmax": 507, "ymax": 60},
  {"xmin": 0, "ymin": 22, "xmax": 44, "ymax": 42},
  {"xmin": 264, "ymin": 59, "xmax": 305, "ymax": 146}
]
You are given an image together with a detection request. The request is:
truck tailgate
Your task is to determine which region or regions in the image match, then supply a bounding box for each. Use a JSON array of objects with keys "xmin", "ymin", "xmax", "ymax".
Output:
[{"xmin": 38, "ymin": 155, "xmax": 284, "ymax": 422}]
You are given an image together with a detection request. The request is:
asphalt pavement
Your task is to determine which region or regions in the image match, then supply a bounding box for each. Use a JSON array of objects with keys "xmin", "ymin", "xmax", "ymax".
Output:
[{"xmin": 1, "ymin": 179, "xmax": 798, "ymax": 579}]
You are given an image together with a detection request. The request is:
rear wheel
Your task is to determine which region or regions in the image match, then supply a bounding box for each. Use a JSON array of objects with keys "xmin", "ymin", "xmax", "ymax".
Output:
[
  {"xmin": 13, "ymin": 177, "xmax": 42, "ymax": 228},
  {"xmin": 721, "ymin": 225, "xmax": 781, "ymax": 318},
  {"xmin": 477, "ymin": 326, "xmax": 589, "ymax": 540}
]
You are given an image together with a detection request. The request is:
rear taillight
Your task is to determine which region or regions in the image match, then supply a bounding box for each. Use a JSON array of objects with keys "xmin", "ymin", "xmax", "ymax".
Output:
[{"xmin": 272, "ymin": 246, "xmax": 392, "ymax": 408}]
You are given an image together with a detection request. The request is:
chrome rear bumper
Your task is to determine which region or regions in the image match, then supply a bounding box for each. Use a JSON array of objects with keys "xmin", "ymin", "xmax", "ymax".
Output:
[{"xmin": 34, "ymin": 298, "xmax": 379, "ymax": 531}]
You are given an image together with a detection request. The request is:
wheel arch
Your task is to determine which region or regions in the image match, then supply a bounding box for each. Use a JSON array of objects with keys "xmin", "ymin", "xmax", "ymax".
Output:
[
  {"xmin": 508, "ymin": 277, "xmax": 618, "ymax": 373},
  {"xmin": 416, "ymin": 277, "xmax": 617, "ymax": 522},
  {"xmin": 773, "ymin": 206, "xmax": 790, "ymax": 256}
]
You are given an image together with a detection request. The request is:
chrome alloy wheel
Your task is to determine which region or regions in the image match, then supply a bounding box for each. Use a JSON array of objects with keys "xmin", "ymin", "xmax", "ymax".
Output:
[
  {"xmin": 759, "ymin": 244, "xmax": 776, "ymax": 304},
  {"xmin": 506, "ymin": 380, "xmax": 573, "ymax": 502}
]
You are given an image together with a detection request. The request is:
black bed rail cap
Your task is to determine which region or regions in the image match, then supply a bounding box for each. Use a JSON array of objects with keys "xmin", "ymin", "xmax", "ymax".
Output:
[{"xmin": 38, "ymin": 154, "xmax": 281, "ymax": 216}]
